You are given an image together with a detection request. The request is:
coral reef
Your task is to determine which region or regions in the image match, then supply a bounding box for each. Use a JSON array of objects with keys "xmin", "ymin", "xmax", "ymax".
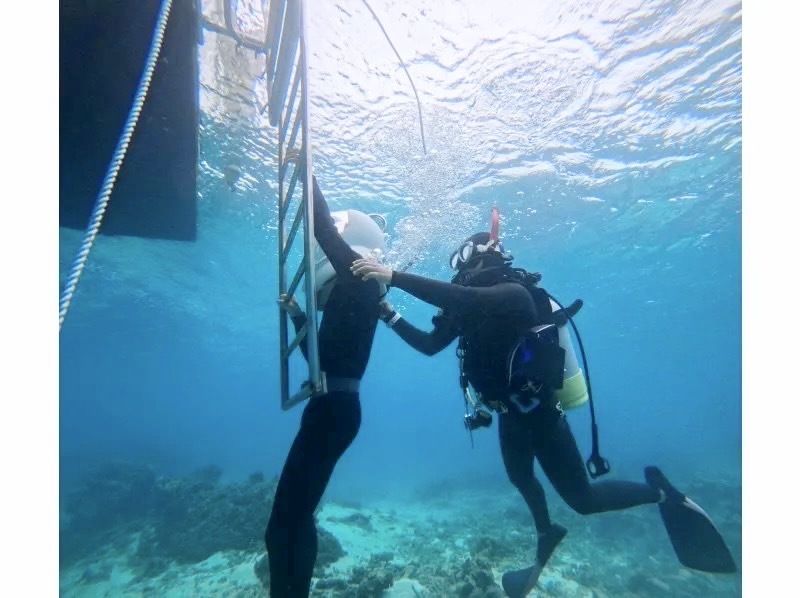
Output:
[
  {"xmin": 316, "ymin": 528, "xmax": 346, "ymax": 571},
  {"xmin": 149, "ymin": 467, "xmax": 275, "ymax": 563},
  {"xmin": 61, "ymin": 463, "xmax": 277, "ymax": 568}
]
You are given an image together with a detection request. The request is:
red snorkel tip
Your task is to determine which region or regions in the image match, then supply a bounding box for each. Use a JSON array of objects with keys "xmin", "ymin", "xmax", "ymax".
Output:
[{"xmin": 489, "ymin": 207, "xmax": 500, "ymax": 242}]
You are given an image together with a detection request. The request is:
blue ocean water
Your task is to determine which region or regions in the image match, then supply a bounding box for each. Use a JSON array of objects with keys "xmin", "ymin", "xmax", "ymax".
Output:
[{"xmin": 59, "ymin": 0, "xmax": 741, "ymax": 595}]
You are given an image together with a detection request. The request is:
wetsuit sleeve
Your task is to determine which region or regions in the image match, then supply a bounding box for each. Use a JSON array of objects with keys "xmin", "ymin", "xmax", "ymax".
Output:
[
  {"xmin": 391, "ymin": 312, "xmax": 459, "ymax": 356},
  {"xmin": 289, "ymin": 312, "xmax": 309, "ymax": 361},
  {"xmin": 311, "ymin": 176, "xmax": 362, "ymax": 282},
  {"xmin": 390, "ymin": 271, "xmax": 532, "ymax": 316}
]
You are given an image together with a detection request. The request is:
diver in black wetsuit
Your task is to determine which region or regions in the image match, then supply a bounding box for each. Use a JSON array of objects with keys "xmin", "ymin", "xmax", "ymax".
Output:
[
  {"xmin": 265, "ymin": 175, "xmax": 382, "ymax": 598},
  {"xmin": 351, "ymin": 230, "xmax": 736, "ymax": 595}
]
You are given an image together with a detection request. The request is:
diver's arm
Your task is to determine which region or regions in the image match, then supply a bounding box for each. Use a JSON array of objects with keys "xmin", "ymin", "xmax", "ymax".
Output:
[
  {"xmin": 310, "ymin": 176, "xmax": 362, "ymax": 281},
  {"xmin": 384, "ymin": 309, "xmax": 458, "ymax": 356},
  {"xmin": 389, "ymin": 271, "xmax": 531, "ymax": 315}
]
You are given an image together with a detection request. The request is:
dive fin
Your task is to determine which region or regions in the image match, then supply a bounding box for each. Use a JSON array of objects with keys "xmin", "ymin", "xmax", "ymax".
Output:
[
  {"xmin": 646, "ymin": 467, "xmax": 737, "ymax": 573},
  {"xmin": 502, "ymin": 524, "xmax": 567, "ymax": 597},
  {"xmin": 502, "ymin": 564, "xmax": 541, "ymax": 598}
]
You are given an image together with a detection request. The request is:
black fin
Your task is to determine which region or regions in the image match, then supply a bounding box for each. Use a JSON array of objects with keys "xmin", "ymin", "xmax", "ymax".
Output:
[
  {"xmin": 502, "ymin": 524, "xmax": 567, "ymax": 597},
  {"xmin": 646, "ymin": 467, "xmax": 737, "ymax": 573}
]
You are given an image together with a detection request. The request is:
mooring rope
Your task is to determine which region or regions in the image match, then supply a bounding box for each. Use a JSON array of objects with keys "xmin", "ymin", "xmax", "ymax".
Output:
[{"xmin": 59, "ymin": 0, "xmax": 174, "ymax": 330}]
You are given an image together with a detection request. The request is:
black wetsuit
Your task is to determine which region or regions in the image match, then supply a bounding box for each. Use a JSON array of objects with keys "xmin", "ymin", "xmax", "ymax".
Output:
[
  {"xmin": 388, "ymin": 269, "xmax": 659, "ymax": 558},
  {"xmin": 265, "ymin": 177, "xmax": 380, "ymax": 598}
]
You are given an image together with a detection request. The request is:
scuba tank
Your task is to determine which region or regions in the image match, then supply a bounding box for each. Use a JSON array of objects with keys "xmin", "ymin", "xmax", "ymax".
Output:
[
  {"xmin": 504, "ymin": 287, "xmax": 610, "ymax": 477},
  {"xmin": 549, "ymin": 298, "xmax": 589, "ymax": 409}
]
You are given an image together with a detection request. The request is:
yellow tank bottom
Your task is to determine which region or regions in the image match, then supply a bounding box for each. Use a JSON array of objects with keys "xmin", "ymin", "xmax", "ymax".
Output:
[{"xmin": 556, "ymin": 369, "xmax": 589, "ymax": 410}]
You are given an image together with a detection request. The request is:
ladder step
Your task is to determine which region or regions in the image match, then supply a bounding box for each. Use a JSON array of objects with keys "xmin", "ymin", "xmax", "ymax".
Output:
[
  {"xmin": 283, "ymin": 322, "xmax": 307, "ymax": 358},
  {"xmin": 279, "ymin": 159, "xmax": 302, "ymax": 222},
  {"xmin": 287, "ymin": 259, "xmax": 306, "ymax": 298},
  {"xmin": 278, "ymin": 126, "xmax": 302, "ymax": 180},
  {"xmin": 281, "ymin": 197, "xmax": 306, "ymax": 265},
  {"xmin": 285, "ymin": 105, "xmax": 304, "ymax": 159},
  {"xmin": 280, "ymin": 68, "xmax": 302, "ymax": 142}
]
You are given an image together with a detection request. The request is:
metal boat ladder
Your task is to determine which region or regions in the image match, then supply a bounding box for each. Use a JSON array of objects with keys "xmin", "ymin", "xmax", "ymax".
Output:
[
  {"xmin": 199, "ymin": 0, "xmax": 324, "ymax": 409},
  {"xmin": 265, "ymin": 0, "xmax": 325, "ymax": 409}
]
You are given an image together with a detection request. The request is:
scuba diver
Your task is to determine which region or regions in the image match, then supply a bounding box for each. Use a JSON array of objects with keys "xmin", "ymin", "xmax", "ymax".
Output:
[
  {"xmin": 265, "ymin": 170, "xmax": 387, "ymax": 598},
  {"xmin": 350, "ymin": 211, "xmax": 736, "ymax": 597}
]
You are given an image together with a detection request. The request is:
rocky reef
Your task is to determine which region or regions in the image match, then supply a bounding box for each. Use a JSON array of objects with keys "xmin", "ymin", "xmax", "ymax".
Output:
[{"xmin": 61, "ymin": 463, "xmax": 279, "ymax": 568}]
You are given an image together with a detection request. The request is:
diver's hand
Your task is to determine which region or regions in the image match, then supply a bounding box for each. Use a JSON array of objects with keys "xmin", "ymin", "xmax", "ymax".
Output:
[
  {"xmin": 351, "ymin": 259, "xmax": 393, "ymax": 284},
  {"xmin": 278, "ymin": 293, "xmax": 303, "ymax": 318}
]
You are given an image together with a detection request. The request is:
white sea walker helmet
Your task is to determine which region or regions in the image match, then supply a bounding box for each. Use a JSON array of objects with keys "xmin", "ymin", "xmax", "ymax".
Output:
[{"xmin": 315, "ymin": 210, "xmax": 388, "ymax": 309}]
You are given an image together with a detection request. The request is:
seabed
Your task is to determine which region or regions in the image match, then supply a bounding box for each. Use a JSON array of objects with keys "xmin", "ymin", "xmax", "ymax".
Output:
[{"xmin": 60, "ymin": 465, "xmax": 741, "ymax": 597}]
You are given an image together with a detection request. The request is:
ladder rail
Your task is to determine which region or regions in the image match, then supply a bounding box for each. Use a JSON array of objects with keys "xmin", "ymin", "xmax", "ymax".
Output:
[
  {"xmin": 265, "ymin": 0, "xmax": 287, "ymax": 87},
  {"xmin": 268, "ymin": 0, "xmax": 301, "ymax": 127},
  {"xmin": 277, "ymin": 80, "xmax": 291, "ymax": 409},
  {"xmin": 297, "ymin": 0, "xmax": 323, "ymax": 403}
]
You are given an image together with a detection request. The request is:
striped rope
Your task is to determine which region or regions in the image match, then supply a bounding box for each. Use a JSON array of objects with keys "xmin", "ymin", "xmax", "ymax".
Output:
[{"xmin": 59, "ymin": 0, "xmax": 174, "ymax": 330}]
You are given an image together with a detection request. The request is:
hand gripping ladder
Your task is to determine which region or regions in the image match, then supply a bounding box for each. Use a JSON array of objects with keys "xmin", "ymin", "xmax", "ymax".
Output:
[{"xmin": 265, "ymin": 0, "xmax": 325, "ymax": 409}]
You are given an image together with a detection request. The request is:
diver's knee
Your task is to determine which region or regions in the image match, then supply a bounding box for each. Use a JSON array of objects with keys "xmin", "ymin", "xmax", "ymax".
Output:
[
  {"xmin": 572, "ymin": 502, "xmax": 593, "ymax": 515},
  {"xmin": 505, "ymin": 467, "xmax": 534, "ymax": 491},
  {"xmin": 564, "ymin": 494, "xmax": 594, "ymax": 515}
]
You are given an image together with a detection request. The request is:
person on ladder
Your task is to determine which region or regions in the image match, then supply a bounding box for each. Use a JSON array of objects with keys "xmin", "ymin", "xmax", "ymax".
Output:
[{"xmin": 265, "ymin": 161, "xmax": 388, "ymax": 598}]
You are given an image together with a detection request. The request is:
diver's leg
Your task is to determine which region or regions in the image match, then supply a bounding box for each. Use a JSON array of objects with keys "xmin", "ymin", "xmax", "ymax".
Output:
[
  {"xmin": 265, "ymin": 393, "xmax": 361, "ymax": 597},
  {"xmin": 499, "ymin": 411, "xmax": 551, "ymax": 533},
  {"xmin": 499, "ymin": 411, "xmax": 567, "ymax": 597},
  {"xmin": 534, "ymin": 408, "xmax": 659, "ymax": 515}
]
